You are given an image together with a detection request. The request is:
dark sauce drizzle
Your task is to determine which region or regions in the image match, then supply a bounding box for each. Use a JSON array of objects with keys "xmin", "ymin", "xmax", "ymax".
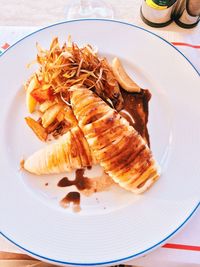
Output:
[
  {"xmin": 60, "ymin": 192, "xmax": 81, "ymax": 212},
  {"xmin": 61, "ymin": 192, "xmax": 80, "ymax": 205},
  {"xmin": 57, "ymin": 169, "xmax": 91, "ymax": 190},
  {"xmin": 120, "ymin": 88, "xmax": 151, "ymax": 147}
]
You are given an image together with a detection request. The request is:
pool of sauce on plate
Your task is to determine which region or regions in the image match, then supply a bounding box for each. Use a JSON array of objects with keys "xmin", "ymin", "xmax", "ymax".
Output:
[
  {"xmin": 57, "ymin": 168, "xmax": 114, "ymax": 198},
  {"xmin": 57, "ymin": 169, "xmax": 92, "ymax": 190},
  {"xmin": 120, "ymin": 89, "xmax": 151, "ymax": 147},
  {"xmin": 60, "ymin": 192, "xmax": 81, "ymax": 212},
  {"xmin": 87, "ymin": 166, "xmax": 92, "ymax": 170}
]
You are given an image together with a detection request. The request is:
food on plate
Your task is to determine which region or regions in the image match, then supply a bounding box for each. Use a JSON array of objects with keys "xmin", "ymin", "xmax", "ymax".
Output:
[
  {"xmin": 24, "ymin": 126, "xmax": 95, "ymax": 175},
  {"xmin": 26, "ymin": 37, "xmax": 123, "ymax": 111},
  {"xmin": 25, "ymin": 76, "xmax": 37, "ymax": 113},
  {"xmin": 41, "ymin": 103, "xmax": 63, "ymax": 128},
  {"xmin": 70, "ymin": 86, "xmax": 159, "ymax": 193},
  {"xmin": 112, "ymin": 57, "xmax": 140, "ymax": 93},
  {"xmin": 24, "ymin": 83, "xmax": 158, "ymax": 193},
  {"xmin": 23, "ymin": 36, "xmax": 160, "ymax": 197},
  {"xmin": 39, "ymin": 100, "xmax": 56, "ymax": 113},
  {"xmin": 25, "ymin": 117, "xmax": 47, "ymax": 141},
  {"xmin": 60, "ymin": 191, "xmax": 81, "ymax": 212},
  {"xmin": 57, "ymin": 169, "xmax": 114, "ymax": 196},
  {"xmin": 25, "ymin": 101, "xmax": 77, "ymax": 140},
  {"xmin": 24, "ymin": 37, "xmax": 126, "ymax": 142}
]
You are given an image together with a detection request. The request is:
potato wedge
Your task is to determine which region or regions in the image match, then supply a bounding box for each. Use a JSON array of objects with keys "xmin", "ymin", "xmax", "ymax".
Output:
[
  {"xmin": 31, "ymin": 88, "xmax": 53, "ymax": 103},
  {"xmin": 25, "ymin": 117, "xmax": 47, "ymax": 141},
  {"xmin": 39, "ymin": 100, "xmax": 55, "ymax": 113},
  {"xmin": 112, "ymin": 57, "xmax": 141, "ymax": 93},
  {"xmin": 42, "ymin": 104, "xmax": 63, "ymax": 128},
  {"xmin": 63, "ymin": 105, "xmax": 77, "ymax": 127},
  {"xmin": 56, "ymin": 109, "xmax": 65, "ymax": 122},
  {"xmin": 26, "ymin": 78, "xmax": 37, "ymax": 113},
  {"xmin": 46, "ymin": 120, "xmax": 60, "ymax": 134}
]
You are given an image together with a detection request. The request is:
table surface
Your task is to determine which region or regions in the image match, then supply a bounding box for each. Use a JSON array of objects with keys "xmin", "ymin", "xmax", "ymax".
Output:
[
  {"xmin": 0, "ymin": 0, "xmax": 142, "ymax": 26},
  {"xmin": 0, "ymin": 0, "xmax": 200, "ymax": 266}
]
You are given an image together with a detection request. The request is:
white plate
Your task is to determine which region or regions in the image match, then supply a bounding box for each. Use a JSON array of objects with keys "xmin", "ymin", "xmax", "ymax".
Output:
[{"xmin": 0, "ymin": 19, "xmax": 199, "ymax": 266}]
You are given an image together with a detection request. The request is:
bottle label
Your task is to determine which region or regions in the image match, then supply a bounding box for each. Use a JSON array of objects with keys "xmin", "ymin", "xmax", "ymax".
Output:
[{"xmin": 145, "ymin": 0, "xmax": 177, "ymax": 10}]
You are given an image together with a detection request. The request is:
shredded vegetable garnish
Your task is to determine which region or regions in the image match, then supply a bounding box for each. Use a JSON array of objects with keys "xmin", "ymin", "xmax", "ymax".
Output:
[
  {"xmin": 28, "ymin": 36, "xmax": 123, "ymax": 110},
  {"xmin": 25, "ymin": 36, "xmax": 125, "ymax": 141}
]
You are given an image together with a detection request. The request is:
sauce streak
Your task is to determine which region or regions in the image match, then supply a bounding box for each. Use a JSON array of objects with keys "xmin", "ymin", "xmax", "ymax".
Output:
[
  {"xmin": 81, "ymin": 172, "xmax": 114, "ymax": 196},
  {"xmin": 120, "ymin": 89, "xmax": 151, "ymax": 147},
  {"xmin": 57, "ymin": 170, "xmax": 114, "ymax": 197},
  {"xmin": 60, "ymin": 192, "xmax": 81, "ymax": 212},
  {"xmin": 57, "ymin": 169, "xmax": 92, "ymax": 190},
  {"xmin": 87, "ymin": 166, "xmax": 92, "ymax": 170}
]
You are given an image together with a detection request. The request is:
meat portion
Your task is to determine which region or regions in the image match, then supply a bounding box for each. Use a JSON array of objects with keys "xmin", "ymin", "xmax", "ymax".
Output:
[
  {"xmin": 24, "ymin": 85, "xmax": 159, "ymax": 194},
  {"xmin": 24, "ymin": 126, "xmax": 95, "ymax": 175},
  {"xmin": 70, "ymin": 86, "xmax": 159, "ymax": 193}
]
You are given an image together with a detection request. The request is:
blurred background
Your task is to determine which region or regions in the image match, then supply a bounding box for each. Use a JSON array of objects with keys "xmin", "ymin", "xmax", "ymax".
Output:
[{"xmin": 0, "ymin": 0, "xmax": 142, "ymax": 26}]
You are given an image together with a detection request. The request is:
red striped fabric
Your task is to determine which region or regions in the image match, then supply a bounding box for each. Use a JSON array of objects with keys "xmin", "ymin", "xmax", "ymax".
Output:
[
  {"xmin": 1, "ymin": 42, "xmax": 10, "ymax": 49},
  {"xmin": 1, "ymin": 42, "xmax": 200, "ymax": 50},
  {"xmin": 163, "ymin": 243, "xmax": 200, "ymax": 251},
  {"xmin": 172, "ymin": 42, "xmax": 200, "ymax": 49}
]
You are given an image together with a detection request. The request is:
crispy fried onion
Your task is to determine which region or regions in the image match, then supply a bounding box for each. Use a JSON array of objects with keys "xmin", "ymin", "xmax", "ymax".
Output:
[{"xmin": 30, "ymin": 36, "xmax": 123, "ymax": 110}]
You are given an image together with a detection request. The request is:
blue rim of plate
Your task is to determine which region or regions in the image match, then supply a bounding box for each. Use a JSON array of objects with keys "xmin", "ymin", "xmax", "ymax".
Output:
[
  {"xmin": 0, "ymin": 19, "xmax": 199, "ymax": 265},
  {"xmin": 1, "ymin": 203, "xmax": 199, "ymax": 265}
]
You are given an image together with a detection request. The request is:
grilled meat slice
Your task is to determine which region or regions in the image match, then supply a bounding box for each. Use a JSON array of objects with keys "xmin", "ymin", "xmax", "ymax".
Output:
[
  {"xmin": 24, "ymin": 126, "xmax": 95, "ymax": 175},
  {"xmin": 70, "ymin": 86, "xmax": 159, "ymax": 193}
]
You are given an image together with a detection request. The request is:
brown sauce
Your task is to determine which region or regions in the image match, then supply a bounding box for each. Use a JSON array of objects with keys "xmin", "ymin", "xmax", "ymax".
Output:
[
  {"xmin": 60, "ymin": 192, "xmax": 81, "ymax": 212},
  {"xmin": 120, "ymin": 89, "xmax": 151, "ymax": 147},
  {"xmin": 87, "ymin": 166, "xmax": 92, "ymax": 170},
  {"xmin": 57, "ymin": 169, "xmax": 92, "ymax": 191},
  {"xmin": 81, "ymin": 172, "xmax": 115, "ymax": 196},
  {"xmin": 57, "ymin": 170, "xmax": 114, "ymax": 197}
]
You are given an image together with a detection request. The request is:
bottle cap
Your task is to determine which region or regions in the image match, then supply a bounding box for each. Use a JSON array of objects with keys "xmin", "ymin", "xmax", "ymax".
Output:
[{"xmin": 140, "ymin": 0, "xmax": 177, "ymax": 27}]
